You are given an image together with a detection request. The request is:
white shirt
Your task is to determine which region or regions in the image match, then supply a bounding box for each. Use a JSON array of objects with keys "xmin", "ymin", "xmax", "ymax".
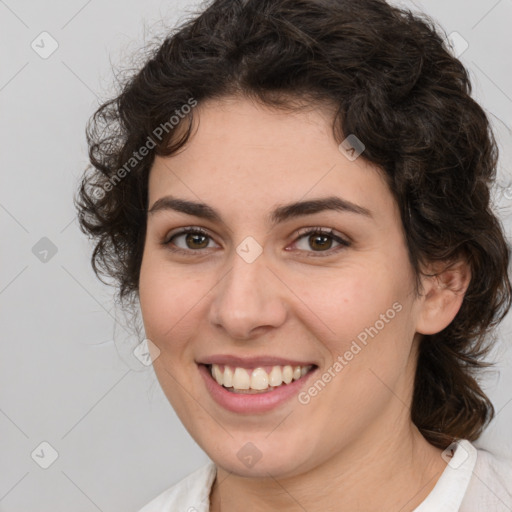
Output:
[{"xmin": 138, "ymin": 440, "xmax": 512, "ymax": 511}]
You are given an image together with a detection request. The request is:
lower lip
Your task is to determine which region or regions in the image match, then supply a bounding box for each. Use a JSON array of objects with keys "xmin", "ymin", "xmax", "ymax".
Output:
[{"xmin": 198, "ymin": 364, "xmax": 317, "ymax": 414}]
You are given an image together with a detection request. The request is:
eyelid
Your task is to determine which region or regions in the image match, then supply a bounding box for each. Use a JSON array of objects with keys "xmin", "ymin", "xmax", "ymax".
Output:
[
  {"xmin": 289, "ymin": 226, "xmax": 351, "ymax": 256},
  {"xmin": 161, "ymin": 226, "xmax": 221, "ymax": 257},
  {"xmin": 162, "ymin": 225, "xmax": 351, "ymax": 256},
  {"xmin": 162, "ymin": 225, "xmax": 212, "ymax": 245},
  {"xmin": 294, "ymin": 226, "xmax": 349, "ymax": 241}
]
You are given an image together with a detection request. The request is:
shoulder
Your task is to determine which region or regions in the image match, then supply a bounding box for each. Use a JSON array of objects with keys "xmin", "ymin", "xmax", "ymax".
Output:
[
  {"xmin": 460, "ymin": 443, "xmax": 512, "ymax": 512},
  {"xmin": 137, "ymin": 462, "xmax": 217, "ymax": 512},
  {"xmin": 413, "ymin": 440, "xmax": 511, "ymax": 512}
]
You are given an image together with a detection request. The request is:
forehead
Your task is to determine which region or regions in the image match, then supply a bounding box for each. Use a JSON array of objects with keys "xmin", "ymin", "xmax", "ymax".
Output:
[{"xmin": 147, "ymin": 96, "xmax": 398, "ymax": 225}]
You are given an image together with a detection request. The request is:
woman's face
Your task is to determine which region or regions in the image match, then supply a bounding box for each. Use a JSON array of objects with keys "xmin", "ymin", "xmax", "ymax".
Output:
[{"xmin": 139, "ymin": 96, "xmax": 425, "ymax": 478}]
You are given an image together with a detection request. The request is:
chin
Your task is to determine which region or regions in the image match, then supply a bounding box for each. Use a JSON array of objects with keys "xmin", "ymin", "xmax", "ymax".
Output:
[{"xmin": 201, "ymin": 434, "xmax": 316, "ymax": 479}]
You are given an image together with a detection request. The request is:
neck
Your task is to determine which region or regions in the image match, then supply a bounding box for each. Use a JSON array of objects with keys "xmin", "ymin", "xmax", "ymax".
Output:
[{"xmin": 209, "ymin": 421, "xmax": 447, "ymax": 512}]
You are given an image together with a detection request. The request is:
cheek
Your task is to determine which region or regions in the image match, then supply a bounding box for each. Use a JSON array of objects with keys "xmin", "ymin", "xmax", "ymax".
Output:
[
  {"xmin": 297, "ymin": 266, "xmax": 416, "ymax": 405},
  {"xmin": 138, "ymin": 256, "xmax": 206, "ymax": 352},
  {"xmin": 296, "ymin": 265, "xmax": 404, "ymax": 347},
  {"xmin": 294, "ymin": 270, "xmax": 413, "ymax": 421}
]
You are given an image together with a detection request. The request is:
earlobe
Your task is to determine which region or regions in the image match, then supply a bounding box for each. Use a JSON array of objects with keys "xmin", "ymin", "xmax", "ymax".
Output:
[{"xmin": 415, "ymin": 259, "xmax": 472, "ymax": 335}]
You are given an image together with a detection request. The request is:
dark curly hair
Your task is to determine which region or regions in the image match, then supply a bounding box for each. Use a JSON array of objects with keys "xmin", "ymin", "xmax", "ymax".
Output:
[{"xmin": 76, "ymin": 0, "xmax": 512, "ymax": 449}]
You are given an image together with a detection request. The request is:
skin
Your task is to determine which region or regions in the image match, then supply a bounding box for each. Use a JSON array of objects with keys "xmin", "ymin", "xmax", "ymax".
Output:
[{"xmin": 138, "ymin": 96, "xmax": 471, "ymax": 511}]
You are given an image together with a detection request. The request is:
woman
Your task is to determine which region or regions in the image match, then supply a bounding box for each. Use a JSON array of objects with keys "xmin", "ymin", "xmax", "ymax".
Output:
[{"xmin": 76, "ymin": 0, "xmax": 512, "ymax": 510}]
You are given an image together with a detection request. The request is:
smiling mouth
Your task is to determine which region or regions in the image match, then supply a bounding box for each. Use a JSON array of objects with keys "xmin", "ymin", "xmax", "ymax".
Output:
[{"xmin": 205, "ymin": 363, "xmax": 317, "ymax": 394}]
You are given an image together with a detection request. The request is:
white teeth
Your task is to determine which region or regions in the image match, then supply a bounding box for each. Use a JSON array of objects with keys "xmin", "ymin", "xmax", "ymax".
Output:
[
  {"xmin": 213, "ymin": 364, "xmax": 223, "ymax": 386},
  {"xmin": 269, "ymin": 366, "xmax": 283, "ymax": 387},
  {"xmin": 282, "ymin": 365, "xmax": 293, "ymax": 384},
  {"xmin": 232, "ymin": 367, "xmax": 250, "ymax": 390},
  {"xmin": 250, "ymin": 368, "xmax": 268, "ymax": 390},
  {"xmin": 223, "ymin": 366, "xmax": 233, "ymax": 388},
  {"xmin": 209, "ymin": 363, "xmax": 313, "ymax": 392}
]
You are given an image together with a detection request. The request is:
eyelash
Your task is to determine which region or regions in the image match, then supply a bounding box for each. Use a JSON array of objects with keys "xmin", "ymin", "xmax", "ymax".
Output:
[{"xmin": 162, "ymin": 226, "xmax": 350, "ymax": 257}]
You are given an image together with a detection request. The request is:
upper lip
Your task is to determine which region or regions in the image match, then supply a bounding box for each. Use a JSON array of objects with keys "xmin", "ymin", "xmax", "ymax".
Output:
[{"xmin": 197, "ymin": 355, "xmax": 317, "ymax": 368}]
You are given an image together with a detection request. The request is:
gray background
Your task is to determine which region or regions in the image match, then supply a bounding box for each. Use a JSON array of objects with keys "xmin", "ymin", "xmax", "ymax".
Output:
[{"xmin": 1, "ymin": 0, "xmax": 511, "ymax": 510}]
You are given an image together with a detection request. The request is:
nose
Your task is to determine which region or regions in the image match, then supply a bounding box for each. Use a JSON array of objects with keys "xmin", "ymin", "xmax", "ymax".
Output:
[{"xmin": 208, "ymin": 248, "xmax": 288, "ymax": 340}]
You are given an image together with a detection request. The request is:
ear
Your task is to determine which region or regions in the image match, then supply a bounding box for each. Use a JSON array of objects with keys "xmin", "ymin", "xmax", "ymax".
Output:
[{"xmin": 415, "ymin": 258, "xmax": 472, "ymax": 335}]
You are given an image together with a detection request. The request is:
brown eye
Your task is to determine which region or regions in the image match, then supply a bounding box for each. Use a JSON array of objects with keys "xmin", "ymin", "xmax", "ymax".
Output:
[
  {"xmin": 292, "ymin": 227, "xmax": 350, "ymax": 255},
  {"xmin": 308, "ymin": 233, "xmax": 333, "ymax": 251},
  {"xmin": 184, "ymin": 232, "xmax": 209, "ymax": 249},
  {"xmin": 164, "ymin": 228, "xmax": 218, "ymax": 253}
]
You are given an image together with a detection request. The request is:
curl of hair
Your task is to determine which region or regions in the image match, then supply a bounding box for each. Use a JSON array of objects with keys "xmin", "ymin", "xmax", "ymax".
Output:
[{"xmin": 76, "ymin": 0, "xmax": 512, "ymax": 448}]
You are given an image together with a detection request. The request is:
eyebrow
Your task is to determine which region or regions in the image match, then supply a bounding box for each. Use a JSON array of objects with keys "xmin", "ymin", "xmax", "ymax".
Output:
[{"xmin": 148, "ymin": 195, "xmax": 372, "ymax": 225}]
